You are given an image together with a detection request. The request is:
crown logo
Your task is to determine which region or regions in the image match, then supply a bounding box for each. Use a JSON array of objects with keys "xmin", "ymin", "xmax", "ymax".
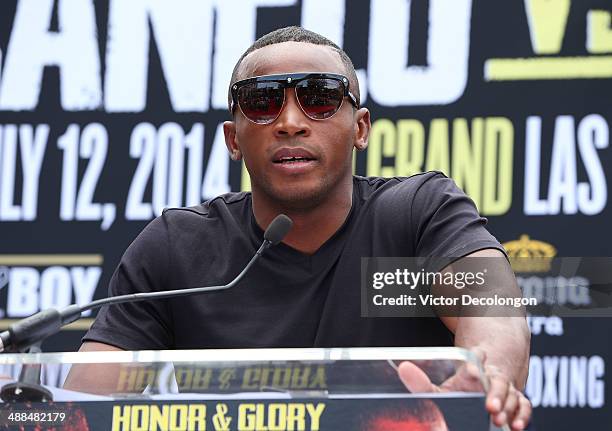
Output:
[{"xmin": 503, "ymin": 235, "xmax": 557, "ymax": 273}]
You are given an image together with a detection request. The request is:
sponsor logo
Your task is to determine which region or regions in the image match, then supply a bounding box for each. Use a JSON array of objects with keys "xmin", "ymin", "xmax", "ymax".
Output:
[
  {"xmin": 0, "ymin": 255, "xmax": 102, "ymax": 321},
  {"xmin": 503, "ymin": 236, "xmax": 592, "ymax": 308},
  {"xmin": 527, "ymin": 355, "xmax": 605, "ymax": 408},
  {"xmin": 527, "ymin": 315, "xmax": 564, "ymax": 336},
  {"xmin": 503, "ymin": 235, "xmax": 557, "ymax": 272}
]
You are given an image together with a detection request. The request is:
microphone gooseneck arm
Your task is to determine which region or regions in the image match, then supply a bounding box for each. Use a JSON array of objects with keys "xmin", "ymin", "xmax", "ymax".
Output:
[
  {"xmin": 0, "ymin": 214, "xmax": 293, "ymax": 353},
  {"xmin": 79, "ymin": 238, "xmax": 271, "ymax": 313}
]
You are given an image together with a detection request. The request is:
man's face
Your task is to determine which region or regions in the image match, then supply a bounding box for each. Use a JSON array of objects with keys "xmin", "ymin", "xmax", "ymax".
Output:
[{"xmin": 224, "ymin": 42, "xmax": 370, "ymax": 211}]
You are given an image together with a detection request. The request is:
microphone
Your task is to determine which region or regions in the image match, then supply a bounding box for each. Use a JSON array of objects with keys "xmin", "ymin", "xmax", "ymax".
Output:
[
  {"xmin": 262, "ymin": 213, "xmax": 292, "ymax": 245},
  {"xmin": 0, "ymin": 214, "xmax": 293, "ymax": 354}
]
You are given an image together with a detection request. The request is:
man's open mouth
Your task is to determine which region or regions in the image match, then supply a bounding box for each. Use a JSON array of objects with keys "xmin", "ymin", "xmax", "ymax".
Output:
[
  {"xmin": 271, "ymin": 147, "xmax": 318, "ymax": 165},
  {"xmin": 273, "ymin": 156, "xmax": 315, "ymax": 164}
]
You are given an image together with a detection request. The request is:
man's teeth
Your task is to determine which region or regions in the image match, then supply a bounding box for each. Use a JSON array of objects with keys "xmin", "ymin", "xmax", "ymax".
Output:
[{"xmin": 277, "ymin": 157, "xmax": 311, "ymax": 163}]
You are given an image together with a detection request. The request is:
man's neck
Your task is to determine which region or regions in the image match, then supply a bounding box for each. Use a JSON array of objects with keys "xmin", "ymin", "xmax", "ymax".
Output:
[{"xmin": 252, "ymin": 182, "xmax": 353, "ymax": 255}]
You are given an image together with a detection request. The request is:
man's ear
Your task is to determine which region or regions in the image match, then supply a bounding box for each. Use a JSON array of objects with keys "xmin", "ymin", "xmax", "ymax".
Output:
[
  {"xmin": 223, "ymin": 121, "xmax": 242, "ymax": 160},
  {"xmin": 353, "ymin": 108, "xmax": 371, "ymax": 151}
]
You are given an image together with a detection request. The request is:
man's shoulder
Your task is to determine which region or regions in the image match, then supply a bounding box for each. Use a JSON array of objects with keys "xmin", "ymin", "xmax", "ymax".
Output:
[
  {"xmin": 161, "ymin": 191, "xmax": 251, "ymax": 220},
  {"xmin": 155, "ymin": 191, "xmax": 252, "ymax": 238},
  {"xmin": 353, "ymin": 171, "xmax": 449, "ymax": 200}
]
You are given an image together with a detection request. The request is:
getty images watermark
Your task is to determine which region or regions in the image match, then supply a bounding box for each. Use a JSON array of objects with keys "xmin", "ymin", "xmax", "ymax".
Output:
[
  {"xmin": 361, "ymin": 257, "xmax": 612, "ymax": 318},
  {"xmin": 371, "ymin": 267, "xmax": 534, "ymax": 307}
]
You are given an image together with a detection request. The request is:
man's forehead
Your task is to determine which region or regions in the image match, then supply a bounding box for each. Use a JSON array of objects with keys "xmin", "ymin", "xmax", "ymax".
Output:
[{"xmin": 237, "ymin": 41, "xmax": 346, "ymax": 80}]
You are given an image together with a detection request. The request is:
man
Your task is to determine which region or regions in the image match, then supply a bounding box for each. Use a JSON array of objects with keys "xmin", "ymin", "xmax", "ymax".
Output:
[{"xmin": 65, "ymin": 27, "xmax": 531, "ymax": 429}]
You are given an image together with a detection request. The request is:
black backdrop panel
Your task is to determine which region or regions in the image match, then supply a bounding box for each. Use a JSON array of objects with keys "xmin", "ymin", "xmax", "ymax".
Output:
[{"xmin": 0, "ymin": 1, "xmax": 611, "ymax": 429}]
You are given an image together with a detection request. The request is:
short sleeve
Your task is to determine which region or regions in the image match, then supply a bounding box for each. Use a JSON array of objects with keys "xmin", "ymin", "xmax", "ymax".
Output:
[
  {"xmin": 411, "ymin": 172, "xmax": 506, "ymax": 259},
  {"xmin": 83, "ymin": 215, "xmax": 174, "ymax": 350}
]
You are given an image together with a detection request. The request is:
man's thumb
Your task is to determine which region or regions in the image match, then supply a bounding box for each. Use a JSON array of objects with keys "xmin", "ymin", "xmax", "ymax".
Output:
[{"xmin": 397, "ymin": 361, "xmax": 438, "ymax": 393}]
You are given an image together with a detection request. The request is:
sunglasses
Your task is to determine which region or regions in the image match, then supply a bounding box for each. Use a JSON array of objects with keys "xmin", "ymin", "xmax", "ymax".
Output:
[{"xmin": 230, "ymin": 73, "xmax": 359, "ymax": 125}]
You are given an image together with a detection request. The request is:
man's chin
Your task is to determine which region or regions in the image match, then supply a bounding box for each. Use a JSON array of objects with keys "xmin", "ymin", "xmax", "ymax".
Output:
[{"xmin": 264, "ymin": 184, "xmax": 329, "ymax": 212}]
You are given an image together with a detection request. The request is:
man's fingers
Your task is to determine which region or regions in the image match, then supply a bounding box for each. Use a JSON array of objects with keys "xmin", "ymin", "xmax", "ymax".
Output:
[
  {"xmin": 485, "ymin": 373, "xmax": 509, "ymax": 414},
  {"xmin": 397, "ymin": 361, "xmax": 438, "ymax": 393},
  {"xmin": 511, "ymin": 395, "xmax": 532, "ymax": 431},
  {"xmin": 438, "ymin": 363, "xmax": 483, "ymax": 393},
  {"xmin": 493, "ymin": 385, "xmax": 518, "ymax": 427},
  {"xmin": 502, "ymin": 385, "xmax": 519, "ymax": 418}
]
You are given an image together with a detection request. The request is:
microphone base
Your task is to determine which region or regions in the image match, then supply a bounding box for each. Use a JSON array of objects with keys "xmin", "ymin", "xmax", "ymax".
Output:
[
  {"xmin": 0, "ymin": 342, "xmax": 53, "ymax": 402},
  {"xmin": 0, "ymin": 381, "xmax": 53, "ymax": 403}
]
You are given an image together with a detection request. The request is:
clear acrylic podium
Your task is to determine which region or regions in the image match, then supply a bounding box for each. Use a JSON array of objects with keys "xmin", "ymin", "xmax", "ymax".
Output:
[{"xmin": 0, "ymin": 347, "xmax": 501, "ymax": 430}]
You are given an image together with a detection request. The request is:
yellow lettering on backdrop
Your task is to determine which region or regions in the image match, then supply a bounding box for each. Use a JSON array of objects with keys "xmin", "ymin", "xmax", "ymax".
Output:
[
  {"xmin": 170, "ymin": 405, "xmax": 188, "ymax": 430},
  {"xmin": 271, "ymin": 368, "xmax": 292, "ymax": 388},
  {"xmin": 131, "ymin": 405, "xmax": 149, "ymax": 431},
  {"xmin": 192, "ymin": 368, "xmax": 212, "ymax": 390},
  {"xmin": 242, "ymin": 368, "xmax": 259, "ymax": 390},
  {"xmin": 286, "ymin": 404, "xmax": 306, "ymax": 431},
  {"xmin": 396, "ymin": 119, "xmax": 424, "ymax": 177},
  {"xmin": 238, "ymin": 404, "xmax": 256, "ymax": 430},
  {"xmin": 587, "ymin": 10, "xmax": 612, "ymax": 54},
  {"xmin": 112, "ymin": 406, "xmax": 131, "ymax": 431},
  {"xmin": 268, "ymin": 404, "xmax": 286, "ymax": 431},
  {"xmin": 425, "ymin": 119, "xmax": 450, "ymax": 174},
  {"xmin": 367, "ymin": 119, "xmax": 396, "ymax": 177},
  {"xmin": 306, "ymin": 403, "xmax": 326, "ymax": 431},
  {"xmin": 175, "ymin": 368, "xmax": 193, "ymax": 391},
  {"xmin": 187, "ymin": 405, "xmax": 207, "ymax": 431},
  {"xmin": 483, "ymin": 118, "xmax": 514, "ymax": 215},
  {"xmin": 150, "ymin": 405, "xmax": 170, "ymax": 430},
  {"xmin": 524, "ymin": 0, "xmax": 571, "ymax": 54},
  {"xmin": 116, "ymin": 368, "xmax": 136, "ymax": 392},
  {"xmin": 291, "ymin": 367, "xmax": 310, "ymax": 389},
  {"xmin": 309, "ymin": 367, "xmax": 327, "ymax": 389},
  {"xmin": 255, "ymin": 404, "xmax": 268, "ymax": 430},
  {"xmin": 452, "ymin": 118, "xmax": 484, "ymax": 210},
  {"xmin": 135, "ymin": 368, "xmax": 157, "ymax": 392},
  {"xmin": 241, "ymin": 162, "xmax": 251, "ymax": 192}
]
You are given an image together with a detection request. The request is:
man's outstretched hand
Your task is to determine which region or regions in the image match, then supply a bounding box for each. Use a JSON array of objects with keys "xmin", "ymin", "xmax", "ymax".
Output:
[{"xmin": 397, "ymin": 349, "xmax": 531, "ymax": 430}]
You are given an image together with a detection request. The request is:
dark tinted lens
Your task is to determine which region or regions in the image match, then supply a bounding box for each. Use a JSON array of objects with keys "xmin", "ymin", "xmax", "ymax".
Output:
[
  {"xmin": 238, "ymin": 82, "xmax": 284, "ymax": 124},
  {"xmin": 296, "ymin": 78, "xmax": 344, "ymax": 119}
]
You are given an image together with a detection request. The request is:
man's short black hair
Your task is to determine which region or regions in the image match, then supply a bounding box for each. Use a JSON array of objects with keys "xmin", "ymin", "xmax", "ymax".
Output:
[{"xmin": 228, "ymin": 26, "xmax": 360, "ymax": 110}]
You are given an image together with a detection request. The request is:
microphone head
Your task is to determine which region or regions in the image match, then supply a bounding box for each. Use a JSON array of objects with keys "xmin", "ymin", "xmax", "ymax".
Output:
[{"xmin": 264, "ymin": 214, "xmax": 293, "ymax": 245}]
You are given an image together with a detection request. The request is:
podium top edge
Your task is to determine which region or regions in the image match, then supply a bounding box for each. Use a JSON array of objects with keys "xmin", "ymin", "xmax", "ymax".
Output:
[{"xmin": 0, "ymin": 347, "xmax": 477, "ymax": 365}]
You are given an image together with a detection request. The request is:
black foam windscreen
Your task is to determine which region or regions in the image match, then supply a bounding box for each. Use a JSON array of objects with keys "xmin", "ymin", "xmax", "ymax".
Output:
[{"xmin": 264, "ymin": 214, "xmax": 293, "ymax": 245}]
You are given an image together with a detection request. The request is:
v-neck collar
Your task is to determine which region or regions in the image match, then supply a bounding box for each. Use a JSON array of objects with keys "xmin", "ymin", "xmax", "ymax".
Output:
[{"xmin": 247, "ymin": 183, "xmax": 360, "ymax": 269}]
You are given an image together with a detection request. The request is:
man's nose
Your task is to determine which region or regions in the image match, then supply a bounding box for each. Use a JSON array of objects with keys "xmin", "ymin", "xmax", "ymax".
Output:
[{"xmin": 273, "ymin": 89, "xmax": 311, "ymax": 137}]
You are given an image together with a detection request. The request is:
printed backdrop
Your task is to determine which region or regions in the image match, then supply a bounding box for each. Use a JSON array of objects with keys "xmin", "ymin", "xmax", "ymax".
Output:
[{"xmin": 0, "ymin": 0, "xmax": 610, "ymax": 429}]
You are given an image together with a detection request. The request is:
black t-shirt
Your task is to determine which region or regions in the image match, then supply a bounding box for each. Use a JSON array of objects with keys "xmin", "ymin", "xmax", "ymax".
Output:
[{"xmin": 84, "ymin": 172, "xmax": 504, "ymax": 350}]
